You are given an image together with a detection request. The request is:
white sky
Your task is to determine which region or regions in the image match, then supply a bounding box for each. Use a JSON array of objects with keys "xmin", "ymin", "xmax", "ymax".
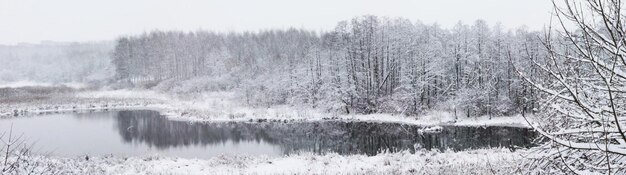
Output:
[{"xmin": 0, "ymin": 0, "xmax": 553, "ymax": 45}]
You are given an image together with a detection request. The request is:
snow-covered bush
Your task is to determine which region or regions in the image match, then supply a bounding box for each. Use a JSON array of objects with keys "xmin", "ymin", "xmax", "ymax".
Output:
[
  {"xmin": 153, "ymin": 75, "xmax": 238, "ymax": 94},
  {"xmin": 1, "ymin": 126, "xmax": 60, "ymax": 174}
]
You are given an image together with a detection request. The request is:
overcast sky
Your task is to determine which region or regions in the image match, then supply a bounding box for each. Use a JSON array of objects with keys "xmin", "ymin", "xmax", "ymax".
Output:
[{"xmin": 0, "ymin": 0, "xmax": 553, "ymax": 45}]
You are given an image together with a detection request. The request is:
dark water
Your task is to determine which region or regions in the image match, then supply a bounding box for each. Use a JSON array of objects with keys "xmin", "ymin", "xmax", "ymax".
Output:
[{"xmin": 0, "ymin": 110, "xmax": 537, "ymax": 159}]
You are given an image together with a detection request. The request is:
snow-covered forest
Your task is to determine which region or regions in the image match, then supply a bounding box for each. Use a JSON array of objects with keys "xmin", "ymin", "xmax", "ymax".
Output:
[{"xmin": 111, "ymin": 17, "xmax": 546, "ymax": 117}]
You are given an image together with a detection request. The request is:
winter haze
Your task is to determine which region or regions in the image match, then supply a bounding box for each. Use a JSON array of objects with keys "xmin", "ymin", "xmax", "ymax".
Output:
[
  {"xmin": 0, "ymin": 0, "xmax": 551, "ymax": 44},
  {"xmin": 1, "ymin": 0, "xmax": 625, "ymax": 174}
]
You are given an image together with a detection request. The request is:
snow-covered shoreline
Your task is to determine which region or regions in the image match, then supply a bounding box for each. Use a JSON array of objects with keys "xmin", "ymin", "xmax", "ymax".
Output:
[
  {"xmin": 1, "ymin": 89, "xmax": 530, "ymax": 128},
  {"xmin": 95, "ymin": 90, "xmax": 531, "ymax": 128}
]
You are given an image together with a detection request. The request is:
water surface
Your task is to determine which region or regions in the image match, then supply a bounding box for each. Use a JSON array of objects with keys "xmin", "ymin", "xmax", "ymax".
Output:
[{"xmin": 0, "ymin": 110, "xmax": 536, "ymax": 159}]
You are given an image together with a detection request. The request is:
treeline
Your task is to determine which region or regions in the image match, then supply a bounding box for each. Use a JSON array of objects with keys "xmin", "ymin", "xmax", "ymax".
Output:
[{"xmin": 112, "ymin": 16, "xmax": 547, "ymax": 116}]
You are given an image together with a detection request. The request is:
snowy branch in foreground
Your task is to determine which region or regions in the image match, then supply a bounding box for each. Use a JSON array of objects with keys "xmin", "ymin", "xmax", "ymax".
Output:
[{"xmin": 519, "ymin": 0, "xmax": 626, "ymax": 174}]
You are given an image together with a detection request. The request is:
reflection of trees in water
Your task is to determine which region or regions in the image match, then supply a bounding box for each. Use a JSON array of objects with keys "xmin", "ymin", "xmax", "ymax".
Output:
[
  {"xmin": 115, "ymin": 110, "xmax": 276, "ymax": 149},
  {"xmin": 114, "ymin": 110, "xmax": 537, "ymax": 155}
]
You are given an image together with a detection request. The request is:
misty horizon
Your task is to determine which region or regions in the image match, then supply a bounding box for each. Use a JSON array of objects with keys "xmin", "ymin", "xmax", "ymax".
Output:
[{"xmin": 0, "ymin": 0, "xmax": 551, "ymax": 45}]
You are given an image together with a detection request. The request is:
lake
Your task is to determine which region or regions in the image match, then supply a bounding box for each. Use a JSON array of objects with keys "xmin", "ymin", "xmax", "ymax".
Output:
[{"xmin": 0, "ymin": 110, "xmax": 537, "ymax": 159}]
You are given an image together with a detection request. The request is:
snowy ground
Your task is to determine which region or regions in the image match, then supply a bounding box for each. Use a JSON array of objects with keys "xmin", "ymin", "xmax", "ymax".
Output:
[
  {"xmin": 9, "ymin": 149, "xmax": 524, "ymax": 175},
  {"xmin": 0, "ymin": 81, "xmax": 87, "ymax": 89}
]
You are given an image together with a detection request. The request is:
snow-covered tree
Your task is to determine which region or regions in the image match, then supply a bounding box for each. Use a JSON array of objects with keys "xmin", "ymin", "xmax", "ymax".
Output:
[{"xmin": 519, "ymin": 0, "xmax": 626, "ymax": 173}]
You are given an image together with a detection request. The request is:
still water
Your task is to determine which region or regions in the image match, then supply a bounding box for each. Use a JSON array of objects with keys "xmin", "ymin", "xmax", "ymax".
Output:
[{"xmin": 0, "ymin": 110, "xmax": 536, "ymax": 159}]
